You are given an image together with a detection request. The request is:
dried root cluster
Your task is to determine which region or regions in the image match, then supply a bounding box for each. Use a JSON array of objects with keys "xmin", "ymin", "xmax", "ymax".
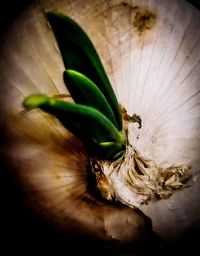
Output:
[{"xmin": 91, "ymin": 119, "xmax": 191, "ymax": 208}]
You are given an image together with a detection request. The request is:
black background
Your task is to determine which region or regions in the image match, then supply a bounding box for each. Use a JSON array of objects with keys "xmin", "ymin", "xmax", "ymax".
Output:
[{"xmin": 0, "ymin": 1, "xmax": 200, "ymax": 255}]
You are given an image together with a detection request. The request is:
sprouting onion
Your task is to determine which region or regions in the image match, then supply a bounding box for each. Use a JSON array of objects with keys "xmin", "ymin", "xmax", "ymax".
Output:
[
  {"xmin": 22, "ymin": 11, "xmax": 191, "ymax": 206},
  {"xmin": 1, "ymin": 0, "xmax": 200, "ymax": 250}
]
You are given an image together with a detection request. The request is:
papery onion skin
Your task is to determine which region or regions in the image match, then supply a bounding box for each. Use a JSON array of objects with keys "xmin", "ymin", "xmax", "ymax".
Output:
[{"xmin": 0, "ymin": 0, "xmax": 200, "ymax": 253}]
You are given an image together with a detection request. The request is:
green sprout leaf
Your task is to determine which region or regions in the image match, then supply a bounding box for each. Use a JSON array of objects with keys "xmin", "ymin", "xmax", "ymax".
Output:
[
  {"xmin": 63, "ymin": 69, "xmax": 118, "ymax": 128},
  {"xmin": 47, "ymin": 12, "xmax": 122, "ymax": 130},
  {"xmin": 23, "ymin": 94, "xmax": 126, "ymax": 161}
]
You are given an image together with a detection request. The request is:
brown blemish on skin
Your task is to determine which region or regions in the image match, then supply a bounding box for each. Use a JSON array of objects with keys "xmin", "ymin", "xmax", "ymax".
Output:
[
  {"xmin": 119, "ymin": 2, "xmax": 157, "ymax": 35},
  {"xmin": 133, "ymin": 10, "xmax": 156, "ymax": 33}
]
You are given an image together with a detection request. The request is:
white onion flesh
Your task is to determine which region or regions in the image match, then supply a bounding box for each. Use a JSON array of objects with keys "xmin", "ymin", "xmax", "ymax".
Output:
[{"xmin": 0, "ymin": 0, "xmax": 200, "ymax": 250}]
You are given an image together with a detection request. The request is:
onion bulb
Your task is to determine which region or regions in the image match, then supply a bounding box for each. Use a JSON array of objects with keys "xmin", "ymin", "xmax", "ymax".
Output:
[{"xmin": 0, "ymin": 0, "xmax": 200, "ymax": 253}]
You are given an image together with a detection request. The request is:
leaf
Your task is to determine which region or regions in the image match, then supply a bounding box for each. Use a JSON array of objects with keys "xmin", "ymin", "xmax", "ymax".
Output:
[
  {"xmin": 63, "ymin": 69, "xmax": 118, "ymax": 127},
  {"xmin": 23, "ymin": 94, "xmax": 126, "ymax": 160},
  {"xmin": 47, "ymin": 12, "xmax": 122, "ymax": 130}
]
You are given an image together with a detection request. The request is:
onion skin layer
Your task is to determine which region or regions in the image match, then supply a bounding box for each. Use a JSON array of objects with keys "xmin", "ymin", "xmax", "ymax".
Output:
[{"xmin": 0, "ymin": 114, "xmax": 157, "ymax": 252}]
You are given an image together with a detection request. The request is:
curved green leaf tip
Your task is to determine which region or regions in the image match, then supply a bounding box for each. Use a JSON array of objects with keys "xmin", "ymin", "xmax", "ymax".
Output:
[{"xmin": 23, "ymin": 94, "xmax": 49, "ymax": 108}]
